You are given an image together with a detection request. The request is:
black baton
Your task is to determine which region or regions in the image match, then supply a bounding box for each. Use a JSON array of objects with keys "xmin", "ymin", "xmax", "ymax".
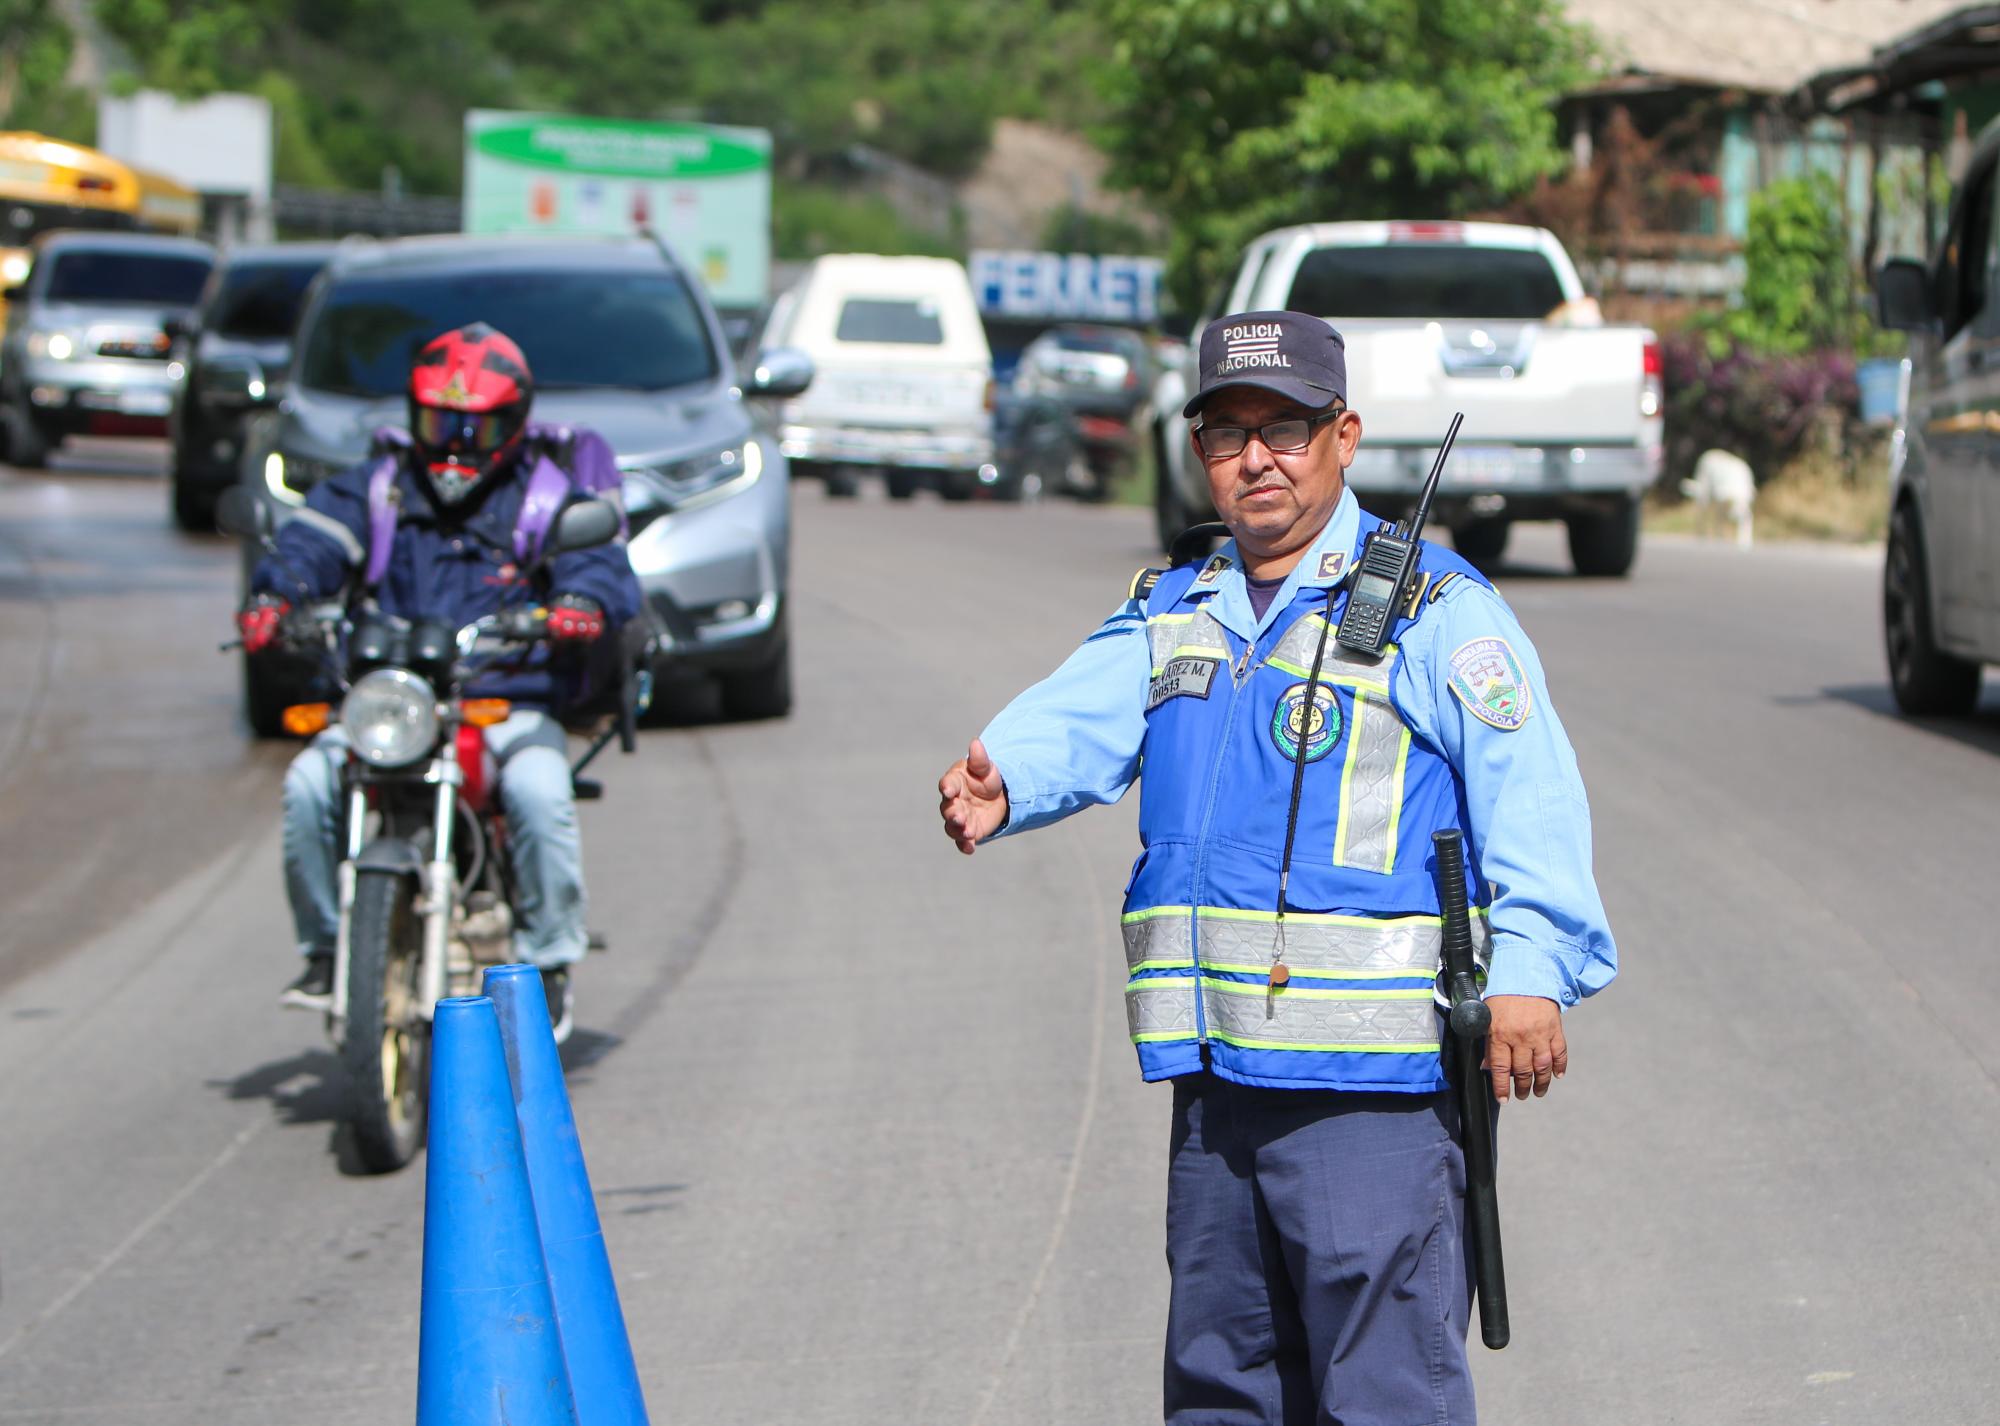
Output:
[{"xmin": 1432, "ymin": 828, "xmax": 1510, "ymax": 1350}]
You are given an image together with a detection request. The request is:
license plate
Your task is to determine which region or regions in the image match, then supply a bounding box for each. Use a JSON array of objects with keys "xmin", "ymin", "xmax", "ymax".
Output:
[
  {"xmin": 1453, "ymin": 446, "xmax": 1517, "ymax": 482},
  {"xmin": 117, "ymin": 391, "xmax": 172, "ymax": 416}
]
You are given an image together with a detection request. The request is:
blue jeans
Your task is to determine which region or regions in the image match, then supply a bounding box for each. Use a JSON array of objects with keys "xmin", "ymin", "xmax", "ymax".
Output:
[
  {"xmin": 281, "ymin": 710, "xmax": 588, "ymax": 968},
  {"xmin": 1164, "ymin": 1073, "xmax": 1476, "ymax": 1426}
]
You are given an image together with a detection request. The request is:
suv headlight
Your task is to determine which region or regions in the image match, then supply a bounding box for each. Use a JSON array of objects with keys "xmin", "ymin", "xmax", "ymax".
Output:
[
  {"xmin": 341, "ymin": 669, "xmax": 439, "ymax": 768},
  {"xmin": 264, "ymin": 449, "xmax": 343, "ymax": 506},
  {"xmin": 621, "ymin": 440, "xmax": 763, "ymax": 531},
  {"xmin": 27, "ymin": 331, "xmax": 75, "ymax": 360}
]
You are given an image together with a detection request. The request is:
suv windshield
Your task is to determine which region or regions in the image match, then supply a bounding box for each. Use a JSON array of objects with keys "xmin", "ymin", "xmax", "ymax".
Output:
[
  {"xmin": 836, "ymin": 298, "xmax": 944, "ymax": 345},
  {"xmin": 298, "ymin": 266, "xmax": 718, "ymax": 396},
  {"xmin": 44, "ymin": 250, "xmax": 211, "ymax": 306},
  {"xmin": 1286, "ymin": 246, "xmax": 1566, "ymax": 320},
  {"xmin": 208, "ymin": 259, "xmax": 325, "ymax": 340}
]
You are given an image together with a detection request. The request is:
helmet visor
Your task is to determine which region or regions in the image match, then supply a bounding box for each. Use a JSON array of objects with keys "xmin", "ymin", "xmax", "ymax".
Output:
[{"xmin": 412, "ymin": 405, "xmax": 512, "ymax": 460}]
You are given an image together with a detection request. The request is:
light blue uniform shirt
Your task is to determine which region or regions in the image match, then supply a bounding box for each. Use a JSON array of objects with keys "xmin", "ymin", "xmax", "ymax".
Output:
[{"xmin": 980, "ymin": 488, "xmax": 1617, "ymax": 1007}]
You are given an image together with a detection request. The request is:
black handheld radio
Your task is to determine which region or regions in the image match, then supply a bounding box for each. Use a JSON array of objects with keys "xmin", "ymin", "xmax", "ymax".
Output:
[{"xmin": 1335, "ymin": 411, "xmax": 1466, "ymax": 657}]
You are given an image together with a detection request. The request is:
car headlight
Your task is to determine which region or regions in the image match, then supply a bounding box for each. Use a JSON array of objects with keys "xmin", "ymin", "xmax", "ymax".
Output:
[
  {"xmin": 264, "ymin": 449, "xmax": 343, "ymax": 507},
  {"xmin": 341, "ymin": 669, "xmax": 439, "ymax": 768},
  {"xmin": 27, "ymin": 331, "xmax": 74, "ymax": 360},
  {"xmin": 621, "ymin": 440, "xmax": 763, "ymax": 529}
]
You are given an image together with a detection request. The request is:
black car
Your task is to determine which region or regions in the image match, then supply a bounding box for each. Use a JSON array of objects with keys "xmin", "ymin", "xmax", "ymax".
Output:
[{"xmin": 169, "ymin": 242, "xmax": 337, "ymax": 530}]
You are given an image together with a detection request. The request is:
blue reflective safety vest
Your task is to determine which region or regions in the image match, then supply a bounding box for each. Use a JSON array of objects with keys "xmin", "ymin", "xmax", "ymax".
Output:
[{"xmin": 1126, "ymin": 526, "xmax": 1494, "ymax": 1093}]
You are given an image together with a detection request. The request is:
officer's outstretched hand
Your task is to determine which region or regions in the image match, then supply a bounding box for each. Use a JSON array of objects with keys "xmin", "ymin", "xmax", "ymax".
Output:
[
  {"xmin": 938, "ymin": 738, "xmax": 1009, "ymax": 855},
  {"xmin": 1484, "ymin": 996, "xmax": 1568, "ymax": 1102}
]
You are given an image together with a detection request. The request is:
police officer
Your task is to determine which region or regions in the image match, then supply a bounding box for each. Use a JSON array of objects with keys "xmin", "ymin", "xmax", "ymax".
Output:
[{"xmin": 936, "ymin": 311, "xmax": 1615, "ymax": 1424}]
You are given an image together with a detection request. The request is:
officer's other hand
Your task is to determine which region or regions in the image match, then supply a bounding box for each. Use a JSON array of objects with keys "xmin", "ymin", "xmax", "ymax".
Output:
[
  {"xmin": 1484, "ymin": 995, "xmax": 1567, "ymax": 1102},
  {"xmin": 938, "ymin": 737, "xmax": 1008, "ymax": 855}
]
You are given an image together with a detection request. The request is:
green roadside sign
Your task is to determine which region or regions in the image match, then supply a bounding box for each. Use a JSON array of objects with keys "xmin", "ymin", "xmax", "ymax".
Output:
[{"xmin": 463, "ymin": 109, "xmax": 771, "ymax": 306}]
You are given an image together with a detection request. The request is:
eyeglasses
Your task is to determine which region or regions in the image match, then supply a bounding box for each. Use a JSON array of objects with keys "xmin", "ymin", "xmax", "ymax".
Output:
[{"xmin": 1195, "ymin": 408, "xmax": 1346, "ymax": 460}]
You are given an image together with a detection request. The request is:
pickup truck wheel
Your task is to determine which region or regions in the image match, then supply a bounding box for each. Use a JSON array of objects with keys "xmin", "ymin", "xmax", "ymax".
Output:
[
  {"xmin": 1883, "ymin": 505, "xmax": 1981, "ymax": 716},
  {"xmin": 1566, "ymin": 497, "xmax": 1641, "ymax": 577},
  {"xmin": 1450, "ymin": 517, "xmax": 1509, "ymax": 569},
  {"xmin": 172, "ymin": 477, "xmax": 216, "ymax": 532},
  {"xmin": 884, "ymin": 468, "xmax": 922, "ymax": 501},
  {"xmin": 938, "ymin": 470, "xmax": 978, "ymax": 502}
]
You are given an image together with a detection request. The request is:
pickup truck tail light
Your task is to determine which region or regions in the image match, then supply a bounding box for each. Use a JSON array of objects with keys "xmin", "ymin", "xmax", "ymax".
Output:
[
  {"xmin": 984, "ymin": 378, "xmax": 996, "ymax": 412},
  {"xmin": 1640, "ymin": 337, "xmax": 1663, "ymax": 418}
]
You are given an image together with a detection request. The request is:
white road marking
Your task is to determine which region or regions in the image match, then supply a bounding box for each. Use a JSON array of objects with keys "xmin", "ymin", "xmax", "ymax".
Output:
[{"xmin": 0, "ymin": 1118, "xmax": 267, "ymax": 1362}]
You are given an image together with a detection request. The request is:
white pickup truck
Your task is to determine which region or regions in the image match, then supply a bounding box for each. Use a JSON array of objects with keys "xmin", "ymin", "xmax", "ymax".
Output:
[{"xmin": 1150, "ymin": 221, "xmax": 1662, "ymax": 575}]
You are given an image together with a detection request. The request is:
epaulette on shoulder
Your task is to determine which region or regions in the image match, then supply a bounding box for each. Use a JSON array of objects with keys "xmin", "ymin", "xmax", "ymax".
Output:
[
  {"xmin": 1426, "ymin": 570, "xmax": 1464, "ymax": 606},
  {"xmin": 1130, "ymin": 566, "xmax": 1166, "ymax": 602}
]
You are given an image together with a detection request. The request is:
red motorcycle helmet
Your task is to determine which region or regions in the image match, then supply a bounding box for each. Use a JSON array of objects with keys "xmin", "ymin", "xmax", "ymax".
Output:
[{"xmin": 408, "ymin": 323, "xmax": 534, "ymax": 508}]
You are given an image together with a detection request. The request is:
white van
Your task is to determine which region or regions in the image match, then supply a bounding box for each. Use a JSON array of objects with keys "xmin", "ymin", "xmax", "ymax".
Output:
[{"xmin": 764, "ymin": 254, "xmax": 997, "ymax": 499}]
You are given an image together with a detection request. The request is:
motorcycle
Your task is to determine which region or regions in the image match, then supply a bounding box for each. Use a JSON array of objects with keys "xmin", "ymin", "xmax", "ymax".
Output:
[{"xmin": 217, "ymin": 488, "xmax": 646, "ymax": 1172}]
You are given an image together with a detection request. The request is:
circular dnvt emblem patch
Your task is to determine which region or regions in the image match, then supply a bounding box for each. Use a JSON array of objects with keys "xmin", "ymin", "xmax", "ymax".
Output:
[{"xmin": 1271, "ymin": 682, "xmax": 1341, "ymax": 762}]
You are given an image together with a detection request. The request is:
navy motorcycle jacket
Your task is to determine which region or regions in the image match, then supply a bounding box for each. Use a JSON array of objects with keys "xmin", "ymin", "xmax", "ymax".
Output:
[{"xmin": 250, "ymin": 441, "xmax": 643, "ymax": 714}]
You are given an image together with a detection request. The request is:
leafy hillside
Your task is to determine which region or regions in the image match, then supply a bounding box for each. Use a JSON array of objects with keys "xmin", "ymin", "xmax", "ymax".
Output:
[{"xmin": 67, "ymin": 0, "xmax": 1111, "ymax": 197}]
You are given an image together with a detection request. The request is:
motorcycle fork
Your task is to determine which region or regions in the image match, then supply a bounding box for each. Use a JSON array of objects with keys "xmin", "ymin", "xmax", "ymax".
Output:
[
  {"xmin": 419, "ymin": 744, "xmax": 462, "ymax": 1017},
  {"xmin": 329, "ymin": 782, "xmax": 369, "ymax": 1028}
]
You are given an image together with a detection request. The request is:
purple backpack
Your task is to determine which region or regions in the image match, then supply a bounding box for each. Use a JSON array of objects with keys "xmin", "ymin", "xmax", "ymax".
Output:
[{"xmin": 362, "ymin": 423, "xmax": 625, "ymax": 586}]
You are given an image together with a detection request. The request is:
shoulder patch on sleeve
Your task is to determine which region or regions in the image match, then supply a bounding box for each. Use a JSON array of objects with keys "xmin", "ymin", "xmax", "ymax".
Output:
[
  {"xmin": 1129, "ymin": 567, "xmax": 1165, "ymax": 602},
  {"xmin": 1446, "ymin": 635, "xmax": 1534, "ymax": 730}
]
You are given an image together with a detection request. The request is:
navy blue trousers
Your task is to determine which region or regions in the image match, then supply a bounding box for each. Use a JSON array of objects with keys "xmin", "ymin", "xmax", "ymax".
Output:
[{"xmin": 1163, "ymin": 1073, "xmax": 1476, "ymax": 1426}]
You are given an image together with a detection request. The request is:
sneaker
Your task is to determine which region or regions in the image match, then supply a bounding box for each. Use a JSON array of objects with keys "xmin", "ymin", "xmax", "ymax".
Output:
[
  {"xmin": 542, "ymin": 967, "xmax": 574, "ymax": 1045},
  {"xmin": 281, "ymin": 952, "xmax": 334, "ymax": 1010}
]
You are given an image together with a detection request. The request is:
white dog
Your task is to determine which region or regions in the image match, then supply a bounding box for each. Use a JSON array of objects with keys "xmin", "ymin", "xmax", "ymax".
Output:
[{"xmin": 1682, "ymin": 449, "xmax": 1755, "ymax": 548}]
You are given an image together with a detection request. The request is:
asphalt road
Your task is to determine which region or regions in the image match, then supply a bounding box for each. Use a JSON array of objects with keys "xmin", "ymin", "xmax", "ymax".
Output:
[{"xmin": 2, "ymin": 447, "xmax": 1997, "ymax": 1426}]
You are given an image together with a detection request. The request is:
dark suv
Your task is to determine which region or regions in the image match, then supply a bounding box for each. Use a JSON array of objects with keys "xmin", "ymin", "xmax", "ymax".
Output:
[{"xmin": 168, "ymin": 242, "xmax": 336, "ymax": 529}]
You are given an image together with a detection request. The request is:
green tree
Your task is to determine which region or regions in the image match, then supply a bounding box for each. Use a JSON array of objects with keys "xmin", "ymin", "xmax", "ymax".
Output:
[
  {"xmin": 1719, "ymin": 172, "xmax": 1856, "ymax": 356},
  {"xmin": 0, "ymin": 0, "xmax": 93, "ymax": 139},
  {"xmin": 1098, "ymin": 0, "xmax": 1592, "ymax": 308}
]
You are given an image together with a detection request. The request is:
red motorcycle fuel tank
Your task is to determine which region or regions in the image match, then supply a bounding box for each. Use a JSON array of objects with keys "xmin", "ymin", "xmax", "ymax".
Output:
[{"xmin": 456, "ymin": 723, "xmax": 498, "ymax": 813}]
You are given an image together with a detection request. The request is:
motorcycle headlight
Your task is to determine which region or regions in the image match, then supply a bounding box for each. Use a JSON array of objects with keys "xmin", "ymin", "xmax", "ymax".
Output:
[{"xmin": 341, "ymin": 669, "xmax": 439, "ymax": 768}]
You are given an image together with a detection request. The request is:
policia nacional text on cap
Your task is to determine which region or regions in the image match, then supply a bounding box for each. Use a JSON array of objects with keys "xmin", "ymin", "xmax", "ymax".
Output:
[{"xmin": 938, "ymin": 310, "xmax": 1616, "ymax": 1423}]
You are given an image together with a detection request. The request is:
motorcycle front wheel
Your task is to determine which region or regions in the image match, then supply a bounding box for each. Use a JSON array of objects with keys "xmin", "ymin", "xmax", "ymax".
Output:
[{"xmin": 344, "ymin": 868, "xmax": 430, "ymax": 1173}]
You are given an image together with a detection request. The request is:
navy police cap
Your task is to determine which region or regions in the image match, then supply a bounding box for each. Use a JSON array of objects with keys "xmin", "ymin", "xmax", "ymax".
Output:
[{"xmin": 1182, "ymin": 310, "xmax": 1346, "ymax": 419}]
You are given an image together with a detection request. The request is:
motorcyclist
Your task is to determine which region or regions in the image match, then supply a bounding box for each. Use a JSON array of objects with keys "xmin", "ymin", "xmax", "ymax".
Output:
[{"xmin": 240, "ymin": 323, "xmax": 641, "ymax": 1040}]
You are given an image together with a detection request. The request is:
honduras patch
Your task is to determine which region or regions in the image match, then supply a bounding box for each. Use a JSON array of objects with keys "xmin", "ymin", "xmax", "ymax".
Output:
[
  {"xmin": 1271, "ymin": 682, "xmax": 1341, "ymax": 761},
  {"xmin": 1447, "ymin": 636, "xmax": 1533, "ymax": 730}
]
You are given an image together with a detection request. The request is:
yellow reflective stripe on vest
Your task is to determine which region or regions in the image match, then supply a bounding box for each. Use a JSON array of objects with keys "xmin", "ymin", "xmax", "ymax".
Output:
[
  {"xmin": 1124, "ymin": 975, "xmax": 1440, "ymax": 1051},
  {"xmin": 1122, "ymin": 904, "xmax": 1491, "ymax": 975},
  {"xmin": 1333, "ymin": 688, "xmax": 1411, "ymax": 873}
]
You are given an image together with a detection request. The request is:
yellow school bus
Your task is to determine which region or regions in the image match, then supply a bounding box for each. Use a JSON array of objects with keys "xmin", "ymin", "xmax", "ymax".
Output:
[{"xmin": 0, "ymin": 132, "xmax": 201, "ymax": 306}]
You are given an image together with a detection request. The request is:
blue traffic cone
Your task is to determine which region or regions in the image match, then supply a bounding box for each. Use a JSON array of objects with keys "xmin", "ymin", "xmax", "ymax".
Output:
[
  {"xmin": 485, "ymin": 965, "xmax": 650, "ymax": 1426},
  {"xmin": 417, "ymin": 995, "xmax": 578, "ymax": 1426}
]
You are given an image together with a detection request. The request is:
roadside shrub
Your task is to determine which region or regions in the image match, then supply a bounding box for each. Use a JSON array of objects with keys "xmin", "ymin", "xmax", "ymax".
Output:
[{"xmin": 1660, "ymin": 330, "xmax": 1858, "ymax": 486}]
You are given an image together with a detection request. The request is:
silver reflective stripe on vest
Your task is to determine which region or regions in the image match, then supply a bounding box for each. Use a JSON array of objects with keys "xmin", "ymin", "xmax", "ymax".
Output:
[
  {"xmin": 1123, "ymin": 905, "xmax": 1491, "ymax": 977},
  {"xmin": 1202, "ymin": 979, "xmax": 1440, "ymax": 1051},
  {"xmin": 1268, "ymin": 615, "xmax": 1392, "ymax": 686},
  {"xmin": 1128, "ymin": 977, "xmax": 1202, "ymax": 1042},
  {"xmin": 1147, "ymin": 610, "xmax": 1231, "ymax": 673},
  {"xmin": 1334, "ymin": 689, "xmax": 1413, "ymax": 873}
]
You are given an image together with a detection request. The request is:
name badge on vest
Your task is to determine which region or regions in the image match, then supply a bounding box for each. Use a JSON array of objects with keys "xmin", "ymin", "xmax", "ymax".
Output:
[{"xmin": 1149, "ymin": 655, "xmax": 1220, "ymax": 710}]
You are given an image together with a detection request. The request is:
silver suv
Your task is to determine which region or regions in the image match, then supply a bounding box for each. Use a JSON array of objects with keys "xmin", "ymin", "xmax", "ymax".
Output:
[
  {"xmin": 1877, "ymin": 122, "xmax": 2000, "ymax": 715},
  {"xmin": 237, "ymin": 233, "xmax": 812, "ymax": 730},
  {"xmin": 0, "ymin": 231, "xmax": 213, "ymax": 467}
]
